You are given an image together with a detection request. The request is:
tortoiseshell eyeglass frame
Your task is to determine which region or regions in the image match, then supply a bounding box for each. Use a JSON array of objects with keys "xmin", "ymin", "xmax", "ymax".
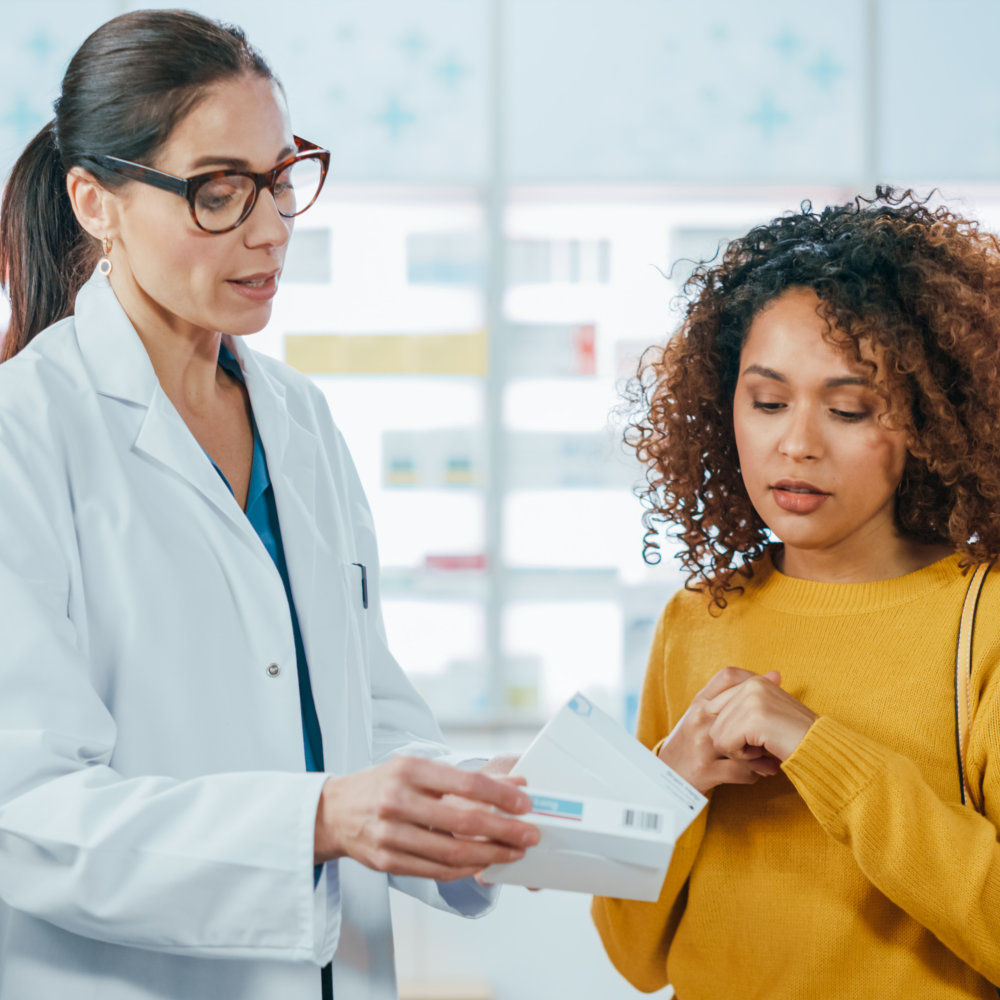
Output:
[{"xmin": 83, "ymin": 135, "xmax": 330, "ymax": 234}]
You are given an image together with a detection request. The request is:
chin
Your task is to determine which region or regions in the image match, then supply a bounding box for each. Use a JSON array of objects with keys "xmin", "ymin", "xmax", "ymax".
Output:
[{"xmin": 225, "ymin": 306, "xmax": 274, "ymax": 337}]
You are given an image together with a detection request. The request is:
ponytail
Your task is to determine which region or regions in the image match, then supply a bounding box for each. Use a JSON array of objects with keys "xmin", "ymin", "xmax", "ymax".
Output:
[{"xmin": 0, "ymin": 121, "xmax": 94, "ymax": 362}]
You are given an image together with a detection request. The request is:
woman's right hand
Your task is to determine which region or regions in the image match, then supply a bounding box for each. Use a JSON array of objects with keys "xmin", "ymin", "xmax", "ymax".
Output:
[
  {"xmin": 658, "ymin": 667, "xmax": 783, "ymax": 794},
  {"xmin": 313, "ymin": 756, "xmax": 539, "ymax": 881}
]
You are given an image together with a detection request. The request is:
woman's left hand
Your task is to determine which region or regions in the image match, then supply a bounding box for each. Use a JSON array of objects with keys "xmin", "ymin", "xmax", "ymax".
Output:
[{"xmin": 706, "ymin": 672, "xmax": 818, "ymax": 763}]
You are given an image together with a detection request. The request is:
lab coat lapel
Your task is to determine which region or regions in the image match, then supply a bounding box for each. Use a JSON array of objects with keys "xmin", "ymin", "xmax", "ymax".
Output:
[
  {"xmin": 132, "ymin": 385, "xmax": 258, "ymax": 537},
  {"xmin": 230, "ymin": 340, "xmax": 363, "ymax": 771},
  {"xmin": 228, "ymin": 338, "xmax": 322, "ymax": 614},
  {"xmin": 72, "ymin": 270, "xmax": 268, "ymax": 547}
]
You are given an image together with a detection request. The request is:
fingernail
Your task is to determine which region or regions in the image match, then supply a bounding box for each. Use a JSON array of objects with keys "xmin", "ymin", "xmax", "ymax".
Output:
[{"xmin": 521, "ymin": 829, "xmax": 539, "ymax": 847}]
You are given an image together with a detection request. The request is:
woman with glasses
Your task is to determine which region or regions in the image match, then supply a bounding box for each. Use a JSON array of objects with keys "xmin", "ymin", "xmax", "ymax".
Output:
[{"xmin": 0, "ymin": 10, "xmax": 536, "ymax": 1000}]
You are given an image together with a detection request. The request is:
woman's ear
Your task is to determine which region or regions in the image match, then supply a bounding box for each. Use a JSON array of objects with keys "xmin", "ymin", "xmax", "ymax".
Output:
[{"xmin": 65, "ymin": 166, "xmax": 120, "ymax": 241}]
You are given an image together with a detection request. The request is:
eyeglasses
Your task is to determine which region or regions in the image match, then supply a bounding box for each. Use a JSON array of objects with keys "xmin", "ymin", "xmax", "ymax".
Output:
[{"xmin": 84, "ymin": 136, "xmax": 330, "ymax": 234}]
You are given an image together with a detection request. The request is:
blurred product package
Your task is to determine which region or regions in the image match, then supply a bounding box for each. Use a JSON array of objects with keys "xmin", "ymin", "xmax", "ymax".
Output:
[{"xmin": 480, "ymin": 692, "xmax": 706, "ymax": 900}]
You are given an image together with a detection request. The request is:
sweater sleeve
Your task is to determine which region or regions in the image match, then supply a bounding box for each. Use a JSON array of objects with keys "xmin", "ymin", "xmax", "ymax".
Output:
[
  {"xmin": 783, "ymin": 687, "xmax": 1000, "ymax": 985},
  {"xmin": 591, "ymin": 602, "xmax": 709, "ymax": 993}
]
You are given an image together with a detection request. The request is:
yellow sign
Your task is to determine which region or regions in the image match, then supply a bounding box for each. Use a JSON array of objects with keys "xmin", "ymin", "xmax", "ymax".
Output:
[{"xmin": 285, "ymin": 331, "xmax": 488, "ymax": 376}]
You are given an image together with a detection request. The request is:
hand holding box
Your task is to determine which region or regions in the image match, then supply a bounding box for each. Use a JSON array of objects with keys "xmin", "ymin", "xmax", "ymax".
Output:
[{"xmin": 480, "ymin": 692, "xmax": 706, "ymax": 901}]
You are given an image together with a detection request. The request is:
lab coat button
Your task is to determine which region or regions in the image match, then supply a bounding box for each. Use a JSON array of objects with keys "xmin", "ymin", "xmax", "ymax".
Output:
[{"xmin": 266, "ymin": 663, "xmax": 280, "ymax": 677}]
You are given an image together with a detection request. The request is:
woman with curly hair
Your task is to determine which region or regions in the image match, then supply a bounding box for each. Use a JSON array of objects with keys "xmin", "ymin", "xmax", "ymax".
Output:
[{"xmin": 592, "ymin": 189, "xmax": 1000, "ymax": 998}]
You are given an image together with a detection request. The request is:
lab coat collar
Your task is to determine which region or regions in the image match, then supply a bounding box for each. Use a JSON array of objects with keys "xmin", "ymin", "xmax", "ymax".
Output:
[
  {"xmin": 75, "ymin": 271, "xmax": 256, "ymax": 540},
  {"xmin": 218, "ymin": 330, "xmax": 320, "ymax": 507},
  {"xmin": 222, "ymin": 333, "xmax": 322, "ymax": 606},
  {"xmin": 72, "ymin": 269, "xmax": 319, "ymax": 571},
  {"xmin": 74, "ymin": 267, "xmax": 160, "ymax": 407}
]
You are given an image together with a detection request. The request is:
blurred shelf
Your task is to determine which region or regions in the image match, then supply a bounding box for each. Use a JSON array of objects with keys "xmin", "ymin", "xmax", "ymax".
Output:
[
  {"xmin": 382, "ymin": 567, "xmax": 490, "ymax": 601},
  {"xmin": 381, "ymin": 566, "xmax": 622, "ymax": 602},
  {"xmin": 438, "ymin": 716, "xmax": 549, "ymax": 735},
  {"xmin": 398, "ymin": 979, "xmax": 493, "ymax": 1000},
  {"xmin": 507, "ymin": 566, "xmax": 619, "ymax": 600}
]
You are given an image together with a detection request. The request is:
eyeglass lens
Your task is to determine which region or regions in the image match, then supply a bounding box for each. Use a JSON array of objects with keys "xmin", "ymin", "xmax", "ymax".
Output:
[{"xmin": 193, "ymin": 157, "xmax": 325, "ymax": 232}]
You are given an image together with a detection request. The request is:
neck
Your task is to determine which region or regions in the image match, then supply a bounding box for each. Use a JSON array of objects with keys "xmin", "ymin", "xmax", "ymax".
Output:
[
  {"xmin": 776, "ymin": 536, "xmax": 955, "ymax": 584},
  {"xmin": 109, "ymin": 271, "xmax": 224, "ymax": 414}
]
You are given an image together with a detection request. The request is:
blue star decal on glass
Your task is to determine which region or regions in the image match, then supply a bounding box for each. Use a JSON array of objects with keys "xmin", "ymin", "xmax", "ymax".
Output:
[
  {"xmin": 435, "ymin": 54, "xmax": 469, "ymax": 90},
  {"xmin": 748, "ymin": 96, "xmax": 790, "ymax": 141},
  {"xmin": 375, "ymin": 97, "xmax": 416, "ymax": 140},
  {"xmin": 400, "ymin": 28, "xmax": 428, "ymax": 58},
  {"xmin": 26, "ymin": 29, "xmax": 54, "ymax": 62},
  {"xmin": 2, "ymin": 95, "xmax": 44, "ymax": 143},
  {"xmin": 807, "ymin": 52, "xmax": 844, "ymax": 91},
  {"xmin": 773, "ymin": 28, "xmax": 801, "ymax": 59}
]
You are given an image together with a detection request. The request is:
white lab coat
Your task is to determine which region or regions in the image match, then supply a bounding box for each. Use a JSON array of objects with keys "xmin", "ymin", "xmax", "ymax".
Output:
[{"xmin": 0, "ymin": 271, "xmax": 493, "ymax": 1000}]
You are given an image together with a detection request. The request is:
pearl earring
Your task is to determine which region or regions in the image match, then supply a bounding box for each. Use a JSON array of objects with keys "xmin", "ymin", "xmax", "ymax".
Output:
[{"xmin": 99, "ymin": 235, "xmax": 113, "ymax": 277}]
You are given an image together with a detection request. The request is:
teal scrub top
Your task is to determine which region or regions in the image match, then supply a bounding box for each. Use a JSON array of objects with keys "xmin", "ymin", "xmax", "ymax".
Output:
[{"xmin": 209, "ymin": 345, "xmax": 325, "ymax": 775}]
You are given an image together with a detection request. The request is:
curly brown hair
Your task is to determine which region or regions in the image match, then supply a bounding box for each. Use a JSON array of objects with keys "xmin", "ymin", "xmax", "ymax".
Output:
[{"xmin": 625, "ymin": 188, "xmax": 1000, "ymax": 611}]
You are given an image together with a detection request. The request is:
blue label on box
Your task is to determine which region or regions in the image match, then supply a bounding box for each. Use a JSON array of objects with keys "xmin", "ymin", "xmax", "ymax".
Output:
[{"xmin": 530, "ymin": 794, "xmax": 584, "ymax": 820}]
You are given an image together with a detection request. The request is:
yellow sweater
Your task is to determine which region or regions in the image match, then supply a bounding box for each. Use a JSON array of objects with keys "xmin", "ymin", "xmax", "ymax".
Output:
[{"xmin": 593, "ymin": 553, "xmax": 1000, "ymax": 999}]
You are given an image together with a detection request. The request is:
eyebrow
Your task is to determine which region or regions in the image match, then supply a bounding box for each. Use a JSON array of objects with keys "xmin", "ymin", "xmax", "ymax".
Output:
[
  {"xmin": 741, "ymin": 364, "xmax": 872, "ymax": 388},
  {"xmin": 188, "ymin": 145, "xmax": 295, "ymax": 171}
]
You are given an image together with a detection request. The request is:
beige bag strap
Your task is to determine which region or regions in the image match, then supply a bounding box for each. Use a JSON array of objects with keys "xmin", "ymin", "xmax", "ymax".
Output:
[{"xmin": 955, "ymin": 563, "xmax": 991, "ymax": 811}]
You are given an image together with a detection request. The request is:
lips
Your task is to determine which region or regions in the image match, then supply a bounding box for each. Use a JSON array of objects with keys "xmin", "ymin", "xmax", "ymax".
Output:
[
  {"xmin": 226, "ymin": 270, "xmax": 280, "ymax": 302},
  {"xmin": 772, "ymin": 479, "xmax": 827, "ymax": 494},
  {"xmin": 770, "ymin": 480, "xmax": 830, "ymax": 514},
  {"xmin": 229, "ymin": 270, "xmax": 279, "ymax": 287}
]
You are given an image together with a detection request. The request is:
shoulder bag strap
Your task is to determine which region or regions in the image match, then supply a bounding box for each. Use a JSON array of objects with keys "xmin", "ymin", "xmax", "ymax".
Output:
[
  {"xmin": 952, "ymin": 564, "xmax": 997, "ymax": 995},
  {"xmin": 955, "ymin": 563, "xmax": 991, "ymax": 811}
]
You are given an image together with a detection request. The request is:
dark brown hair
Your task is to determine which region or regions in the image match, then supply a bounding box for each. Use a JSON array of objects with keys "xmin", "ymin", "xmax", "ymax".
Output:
[
  {"xmin": 625, "ymin": 188, "xmax": 1000, "ymax": 611},
  {"xmin": 0, "ymin": 9, "xmax": 274, "ymax": 361}
]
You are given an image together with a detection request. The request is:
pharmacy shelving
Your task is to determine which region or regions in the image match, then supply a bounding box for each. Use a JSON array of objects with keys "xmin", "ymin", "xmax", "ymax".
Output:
[{"xmin": 263, "ymin": 182, "xmax": 979, "ymax": 730}]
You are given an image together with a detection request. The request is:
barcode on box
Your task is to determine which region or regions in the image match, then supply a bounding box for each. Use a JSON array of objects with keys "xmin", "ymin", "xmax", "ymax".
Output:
[{"xmin": 622, "ymin": 808, "xmax": 662, "ymax": 832}]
